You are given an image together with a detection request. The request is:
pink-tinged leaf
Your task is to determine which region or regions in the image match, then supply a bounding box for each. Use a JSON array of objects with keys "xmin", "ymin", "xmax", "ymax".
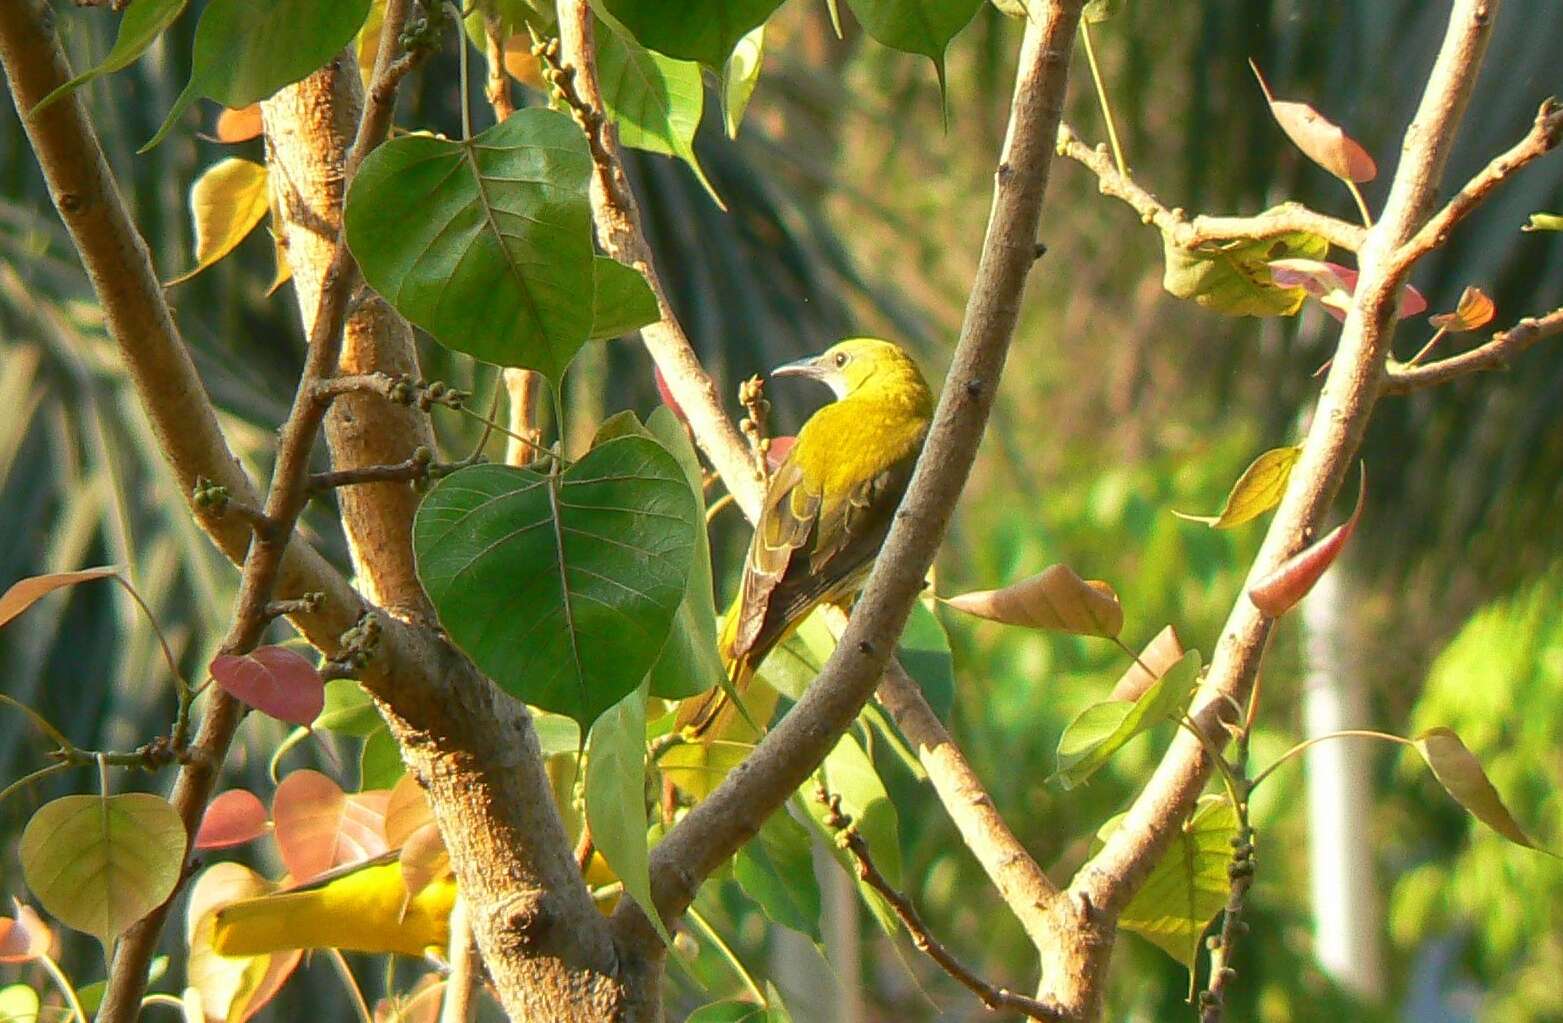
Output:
[
  {"xmin": 0, "ymin": 901, "xmax": 52, "ymax": 963},
  {"xmin": 946, "ymin": 564, "xmax": 1124, "ymax": 638},
  {"xmin": 185, "ymin": 863, "xmax": 300, "ymax": 1023},
  {"xmin": 1249, "ymin": 464, "xmax": 1366, "ymax": 617},
  {"xmin": 1428, "ymin": 286, "xmax": 1495, "ymax": 332},
  {"xmin": 384, "ymin": 773, "xmax": 434, "ymax": 849},
  {"xmin": 1413, "ymin": 727, "xmax": 1556, "ymax": 855},
  {"xmin": 0, "ymin": 566, "xmax": 118, "ymax": 629},
  {"xmin": 210, "ymin": 646, "xmax": 324, "ymax": 727},
  {"xmin": 1267, "ymin": 259, "xmax": 1426, "ymax": 322},
  {"xmin": 271, "ymin": 770, "xmax": 389, "ymax": 884},
  {"xmin": 397, "ymin": 823, "xmax": 450, "ymax": 903},
  {"xmin": 1250, "ymin": 60, "xmax": 1376, "ymax": 183},
  {"xmin": 765, "ymin": 435, "xmax": 795, "ymax": 469},
  {"xmin": 1110, "ymin": 625, "xmax": 1186, "ymax": 703},
  {"xmin": 374, "ymin": 972, "xmax": 444, "ymax": 1023},
  {"xmin": 653, "ymin": 366, "xmax": 686, "ymax": 424},
  {"xmin": 196, "ymin": 790, "xmax": 270, "ymax": 850}
]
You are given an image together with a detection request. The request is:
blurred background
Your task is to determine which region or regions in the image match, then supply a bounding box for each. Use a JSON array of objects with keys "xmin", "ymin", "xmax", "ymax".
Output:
[{"xmin": 1, "ymin": 1, "xmax": 1560, "ymax": 1020}]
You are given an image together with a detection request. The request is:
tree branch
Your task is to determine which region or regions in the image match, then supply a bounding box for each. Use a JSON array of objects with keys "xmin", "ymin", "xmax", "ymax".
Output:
[
  {"xmin": 816, "ymin": 787, "xmax": 1065, "ymax": 1022},
  {"xmin": 598, "ymin": 0, "xmax": 1084, "ymax": 975},
  {"xmin": 1384, "ymin": 304, "xmax": 1563, "ymax": 392},
  {"xmin": 1055, "ymin": 121, "xmax": 1369, "ymax": 252},
  {"xmin": 1063, "ymin": 1, "xmax": 1502, "ymax": 1011}
]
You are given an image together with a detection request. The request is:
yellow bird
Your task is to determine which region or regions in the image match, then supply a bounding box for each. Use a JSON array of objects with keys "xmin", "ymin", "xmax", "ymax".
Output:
[{"xmin": 680, "ymin": 338, "xmax": 934, "ymax": 737}]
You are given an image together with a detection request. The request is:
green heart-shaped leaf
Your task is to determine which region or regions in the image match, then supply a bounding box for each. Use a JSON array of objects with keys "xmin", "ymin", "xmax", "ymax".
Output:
[
  {"xmin": 346, "ymin": 107, "xmax": 596, "ymax": 379},
  {"xmin": 1055, "ymin": 650, "xmax": 1201, "ymax": 789},
  {"xmin": 414, "ymin": 436, "xmax": 696, "ymax": 731},
  {"xmin": 598, "ymin": 0, "xmax": 785, "ymax": 72}
]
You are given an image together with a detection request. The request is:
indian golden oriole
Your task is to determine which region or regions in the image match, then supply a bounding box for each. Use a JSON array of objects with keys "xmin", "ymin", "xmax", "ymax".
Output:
[{"xmin": 678, "ymin": 337, "xmax": 934, "ymax": 737}]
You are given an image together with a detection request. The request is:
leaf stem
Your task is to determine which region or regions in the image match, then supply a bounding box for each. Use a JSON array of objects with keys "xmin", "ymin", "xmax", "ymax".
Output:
[
  {"xmin": 0, "ymin": 761, "xmax": 70, "ymax": 810},
  {"xmin": 0, "ymin": 692, "xmax": 74, "ymax": 750},
  {"xmin": 685, "ymin": 905, "xmax": 767, "ymax": 1007},
  {"xmin": 1250, "ymin": 728, "xmax": 1412, "ymax": 791},
  {"xmin": 452, "ymin": 2, "xmax": 472, "ymax": 141},
  {"xmin": 1346, "ymin": 179, "xmax": 1374, "ymax": 227},
  {"xmin": 1080, "ymin": 22, "xmax": 1126, "ymax": 175},
  {"xmin": 454, "ymin": 405, "xmax": 567, "ymax": 466},
  {"xmin": 1111, "ymin": 636, "xmax": 1155, "ymax": 683},
  {"xmin": 1405, "ymin": 326, "xmax": 1449, "ymax": 367},
  {"xmin": 140, "ymin": 993, "xmax": 187, "ymax": 1012},
  {"xmin": 110, "ymin": 575, "xmax": 192, "ymax": 702},
  {"xmin": 327, "ymin": 948, "xmax": 374, "ymax": 1023},
  {"xmin": 39, "ymin": 951, "xmax": 88, "ymax": 1023}
]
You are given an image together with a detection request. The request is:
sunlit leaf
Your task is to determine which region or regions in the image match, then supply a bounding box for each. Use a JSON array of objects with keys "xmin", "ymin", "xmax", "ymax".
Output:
[
  {"xmin": 0, "ymin": 984, "xmax": 39, "ymax": 1023},
  {"xmin": 1413, "ymin": 727, "xmax": 1554, "ymax": 854},
  {"xmin": 1173, "ymin": 445, "xmax": 1300, "ymax": 529},
  {"xmin": 413, "ymin": 437, "xmax": 696, "ymax": 733},
  {"xmin": 1110, "ymin": 624, "xmax": 1185, "ymax": 703},
  {"xmin": 356, "ymin": 0, "xmax": 388, "ymax": 87},
  {"xmin": 0, "ymin": 566, "xmax": 118, "ymax": 629},
  {"xmin": 210, "ymin": 645, "xmax": 324, "ymax": 726},
  {"xmin": 589, "ymin": 257, "xmax": 660, "ymax": 342},
  {"xmin": 215, "ymin": 104, "xmax": 263, "ymax": 143},
  {"xmin": 196, "ymin": 790, "xmax": 270, "ymax": 850},
  {"xmin": 897, "ymin": 601, "xmax": 955, "ymax": 719},
  {"xmin": 1055, "ymin": 651, "xmax": 1201, "ymax": 789},
  {"xmin": 1082, "ymin": 0, "xmax": 1121, "ymax": 22},
  {"xmin": 0, "ymin": 902, "xmax": 51, "ymax": 963},
  {"xmin": 145, "ymin": 0, "xmax": 372, "ymax": 150},
  {"xmin": 384, "ymin": 773, "xmax": 435, "ymax": 849},
  {"xmin": 271, "ymin": 770, "xmax": 388, "ymax": 883},
  {"xmin": 185, "ymin": 863, "xmax": 300, "ymax": 1023},
  {"xmin": 598, "ymin": 0, "xmax": 785, "ymax": 72},
  {"xmin": 165, "ymin": 158, "xmax": 271, "ymax": 286},
  {"xmin": 585, "ymin": 684, "xmax": 671, "ymax": 944},
  {"xmin": 722, "ymin": 25, "xmax": 765, "ymax": 138},
  {"xmin": 1267, "ymin": 258, "xmax": 1428, "ymax": 321},
  {"xmin": 595, "ymin": 17, "xmax": 722, "ymax": 208},
  {"xmin": 32, "ymin": 0, "xmax": 188, "ymax": 114},
  {"xmin": 846, "ymin": 0, "xmax": 984, "ymax": 90},
  {"xmin": 1161, "ymin": 222, "xmax": 1328, "ymax": 317},
  {"xmin": 21, "ymin": 793, "xmax": 186, "ymax": 946},
  {"xmin": 1248, "ymin": 464, "xmax": 1365, "ymax": 617},
  {"xmin": 502, "ymin": 35, "xmax": 548, "ymax": 90},
  {"xmin": 946, "ymin": 563, "xmax": 1123, "ymax": 638},
  {"xmin": 686, "ymin": 1000, "xmax": 789, "ymax": 1023},
  {"xmin": 660, "ymin": 738, "xmax": 756, "ymax": 801},
  {"xmin": 1522, "ymin": 212, "xmax": 1563, "ymax": 232},
  {"xmin": 1428, "ymin": 286, "xmax": 1495, "ymax": 332},
  {"xmin": 1098, "ymin": 796, "xmax": 1238, "ymax": 968},
  {"xmin": 735, "ymin": 810, "xmax": 821, "ymax": 941},
  {"xmin": 314, "ymin": 679, "xmax": 382, "ymax": 737},
  {"xmin": 346, "ymin": 108, "xmax": 595, "ymax": 379},
  {"xmin": 397, "ymin": 823, "xmax": 450, "ymax": 902},
  {"xmin": 1250, "ymin": 60, "xmax": 1376, "ymax": 183},
  {"xmin": 359, "ymin": 725, "xmax": 406, "ymax": 789}
]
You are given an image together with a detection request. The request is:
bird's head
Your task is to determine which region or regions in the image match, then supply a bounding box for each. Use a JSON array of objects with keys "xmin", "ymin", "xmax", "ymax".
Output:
[{"xmin": 769, "ymin": 338, "xmax": 931, "ymax": 407}]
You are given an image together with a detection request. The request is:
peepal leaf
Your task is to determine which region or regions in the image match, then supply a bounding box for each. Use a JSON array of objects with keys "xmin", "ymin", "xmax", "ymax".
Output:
[
  {"xmin": 0, "ymin": 566, "xmax": 118, "ymax": 628},
  {"xmin": 590, "ymin": 257, "xmax": 660, "ymax": 341},
  {"xmin": 346, "ymin": 108, "xmax": 596, "ymax": 379},
  {"xmin": 1267, "ymin": 258, "xmax": 1427, "ymax": 322},
  {"xmin": 735, "ymin": 810, "xmax": 821, "ymax": 941},
  {"xmin": 0, "ymin": 984, "xmax": 39, "ymax": 1023},
  {"xmin": 215, "ymin": 104, "xmax": 264, "ymax": 143},
  {"xmin": 146, "ymin": 0, "xmax": 372, "ymax": 150},
  {"xmin": 599, "ymin": 0, "xmax": 785, "ymax": 72},
  {"xmin": 413, "ymin": 436, "xmax": 696, "ymax": 732},
  {"xmin": 1099, "ymin": 796, "xmax": 1239, "ymax": 968},
  {"xmin": 687, "ymin": 1001, "xmax": 789, "ymax": 1023},
  {"xmin": 722, "ymin": 25, "xmax": 766, "ymax": 138},
  {"xmin": 1428, "ymin": 286, "xmax": 1495, "ymax": 332},
  {"xmin": 1162, "ymin": 221, "xmax": 1329, "ymax": 317},
  {"xmin": 210, "ymin": 645, "xmax": 324, "ymax": 726},
  {"xmin": 1250, "ymin": 60, "xmax": 1375, "ymax": 183},
  {"xmin": 1174, "ymin": 446, "xmax": 1301, "ymax": 528},
  {"xmin": 21, "ymin": 793, "xmax": 187, "ymax": 946},
  {"xmin": 185, "ymin": 863, "xmax": 300, "ymax": 1023},
  {"xmin": 846, "ymin": 0, "xmax": 984, "ymax": 88},
  {"xmin": 271, "ymin": 770, "xmax": 388, "ymax": 883},
  {"xmin": 1414, "ymin": 727, "xmax": 1553, "ymax": 854},
  {"xmin": 1110, "ymin": 624, "xmax": 1185, "ymax": 703},
  {"xmin": 595, "ymin": 18, "xmax": 722, "ymax": 207},
  {"xmin": 0, "ymin": 903, "xmax": 51, "ymax": 963},
  {"xmin": 1055, "ymin": 651, "xmax": 1201, "ymax": 789},
  {"xmin": 947, "ymin": 563, "xmax": 1123, "ymax": 638},
  {"xmin": 195, "ymin": 789, "xmax": 270, "ymax": 850},
  {"xmin": 1249, "ymin": 463, "xmax": 1364, "ymax": 617},
  {"xmin": 585, "ymin": 684, "xmax": 672, "ymax": 944},
  {"xmin": 32, "ymin": 0, "xmax": 188, "ymax": 113}
]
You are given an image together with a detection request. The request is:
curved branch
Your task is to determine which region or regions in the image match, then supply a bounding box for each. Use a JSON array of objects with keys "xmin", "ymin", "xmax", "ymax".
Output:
[{"xmin": 1385, "ymin": 305, "xmax": 1563, "ymax": 393}]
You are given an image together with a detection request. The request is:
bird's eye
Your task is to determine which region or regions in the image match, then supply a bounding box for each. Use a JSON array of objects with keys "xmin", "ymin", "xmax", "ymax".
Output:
[{"xmin": 833, "ymin": 352, "xmax": 849, "ymax": 368}]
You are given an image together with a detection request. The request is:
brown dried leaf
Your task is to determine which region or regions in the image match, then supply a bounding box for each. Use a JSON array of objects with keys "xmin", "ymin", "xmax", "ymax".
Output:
[
  {"xmin": 0, "ymin": 566, "xmax": 118, "ymax": 629},
  {"xmin": 1250, "ymin": 60, "xmax": 1376, "ymax": 183},
  {"xmin": 1249, "ymin": 463, "xmax": 1365, "ymax": 617},
  {"xmin": 1428, "ymin": 286, "xmax": 1495, "ymax": 332},
  {"xmin": 1414, "ymin": 727, "xmax": 1555, "ymax": 855},
  {"xmin": 946, "ymin": 564, "xmax": 1123, "ymax": 638},
  {"xmin": 1110, "ymin": 625, "xmax": 1185, "ymax": 702}
]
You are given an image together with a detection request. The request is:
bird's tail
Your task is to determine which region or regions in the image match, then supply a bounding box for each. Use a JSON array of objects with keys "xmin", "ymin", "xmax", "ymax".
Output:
[{"xmin": 673, "ymin": 600, "xmax": 762, "ymax": 740}]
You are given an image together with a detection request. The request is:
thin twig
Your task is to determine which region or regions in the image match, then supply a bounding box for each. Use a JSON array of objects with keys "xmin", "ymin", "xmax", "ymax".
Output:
[
  {"xmin": 439, "ymin": 897, "xmax": 479, "ymax": 1023},
  {"xmin": 1199, "ymin": 734, "xmax": 1253, "ymax": 1023},
  {"xmin": 815, "ymin": 787, "xmax": 1065, "ymax": 1021},
  {"xmin": 1384, "ymin": 305, "xmax": 1563, "ymax": 393},
  {"xmin": 1056, "ymin": 121, "xmax": 1368, "ymax": 252}
]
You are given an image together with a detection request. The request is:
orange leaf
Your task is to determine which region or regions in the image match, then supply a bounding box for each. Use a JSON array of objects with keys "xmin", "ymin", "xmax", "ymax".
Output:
[
  {"xmin": 1428, "ymin": 285, "xmax": 1495, "ymax": 332},
  {"xmin": 384, "ymin": 772, "xmax": 434, "ymax": 849},
  {"xmin": 0, "ymin": 901, "xmax": 52, "ymax": 963},
  {"xmin": 0, "ymin": 566, "xmax": 118, "ymax": 629},
  {"xmin": 271, "ymin": 770, "xmax": 388, "ymax": 884},
  {"xmin": 1251, "ymin": 60, "xmax": 1376, "ymax": 183},
  {"xmin": 397, "ymin": 823, "xmax": 450, "ymax": 904},
  {"xmin": 946, "ymin": 564, "xmax": 1123, "ymax": 638},
  {"xmin": 196, "ymin": 789, "xmax": 270, "ymax": 850},
  {"xmin": 1248, "ymin": 464, "xmax": 1365, "ymax": 617},
  {"xmin": 1110, "ymin": 625, "xmax": 1185, "ymax": 703},
  {"xmin": 215, "ymin": 104, "xmax": 263, "ymax": 143},
  {"xmin": 503, "ymin": 34, "xmax": 546, "ymax": 91}
]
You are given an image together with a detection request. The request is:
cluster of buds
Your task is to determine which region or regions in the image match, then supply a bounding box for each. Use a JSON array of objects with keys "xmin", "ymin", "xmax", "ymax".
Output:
[
  {"xmin": 738, "ymin": 375, "xmax": 773, "ymax": 473},
  {"xmin": 398, "ymin": 0, "xmax": 450, "ymax": 55},
  {"xmin": 385, "ymin": 374, "xmax": 470, "ymax": 412},
  {"xmin": 190, "ymin": 476, "xmax": 230, "ymax": 515},
  {"xmin": 329, "ymin": 612, "xmax": 383, "ymax": 678}
]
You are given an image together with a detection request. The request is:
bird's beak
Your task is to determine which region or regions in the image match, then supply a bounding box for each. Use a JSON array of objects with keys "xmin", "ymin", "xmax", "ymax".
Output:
[{"xmin": 769, "ymin": 355, "xmax": 825, "ymax": 381}]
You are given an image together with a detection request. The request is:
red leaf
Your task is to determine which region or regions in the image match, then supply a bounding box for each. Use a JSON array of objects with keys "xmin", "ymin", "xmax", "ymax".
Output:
[
  {"xmin": 0, "ymin": 900, "xmax": 52, "ymax": 963},
  {"xmin": 210, "ymin": 646, "xmax": 324, "ymax": 726},
  {"xmin": 1249, "ymin": 464, "xmax": 1366, "ymax": 617},
  {"xmin": 196, "ymin": 789, "xmax": 270, "ymax": 850},
  {"xmin": 1267, "ymin": 259, "xmax": 1427, "ymax": 321},
  {"xmin": 271, "ymin": 770, "xmax": 389, "ymax": 883},
  {"xmin": 1251, "ymin": 60, "xmax": 1376, "ymax": 183},
  {"xmin": 765, "ymin": 435, "xmax": 796, "ymax": 469},
  {"xmin": 0, "ymin": 566, "xmax": 118, "ymax": 629}
]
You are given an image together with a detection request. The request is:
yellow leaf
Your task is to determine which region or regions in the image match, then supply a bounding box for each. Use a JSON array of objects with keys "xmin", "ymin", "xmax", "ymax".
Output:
[
  {"xmin": 1173, "ymin": 445, "xmax": 1301, "ymax": 529},
  {"xmin": 1428, "ymin": 285, "xmax": 1495, "ymax": 332},
  {"xmin": 356, "ymin": 0, "xmax": 388, "ymax": 87},
  {"xmin": 946, "ymin": 564, "xmax": 1123, "ymax": 638},
  {"xmin": 167, "ymin": 158, "xmax": 270, "ymax": 286}
]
